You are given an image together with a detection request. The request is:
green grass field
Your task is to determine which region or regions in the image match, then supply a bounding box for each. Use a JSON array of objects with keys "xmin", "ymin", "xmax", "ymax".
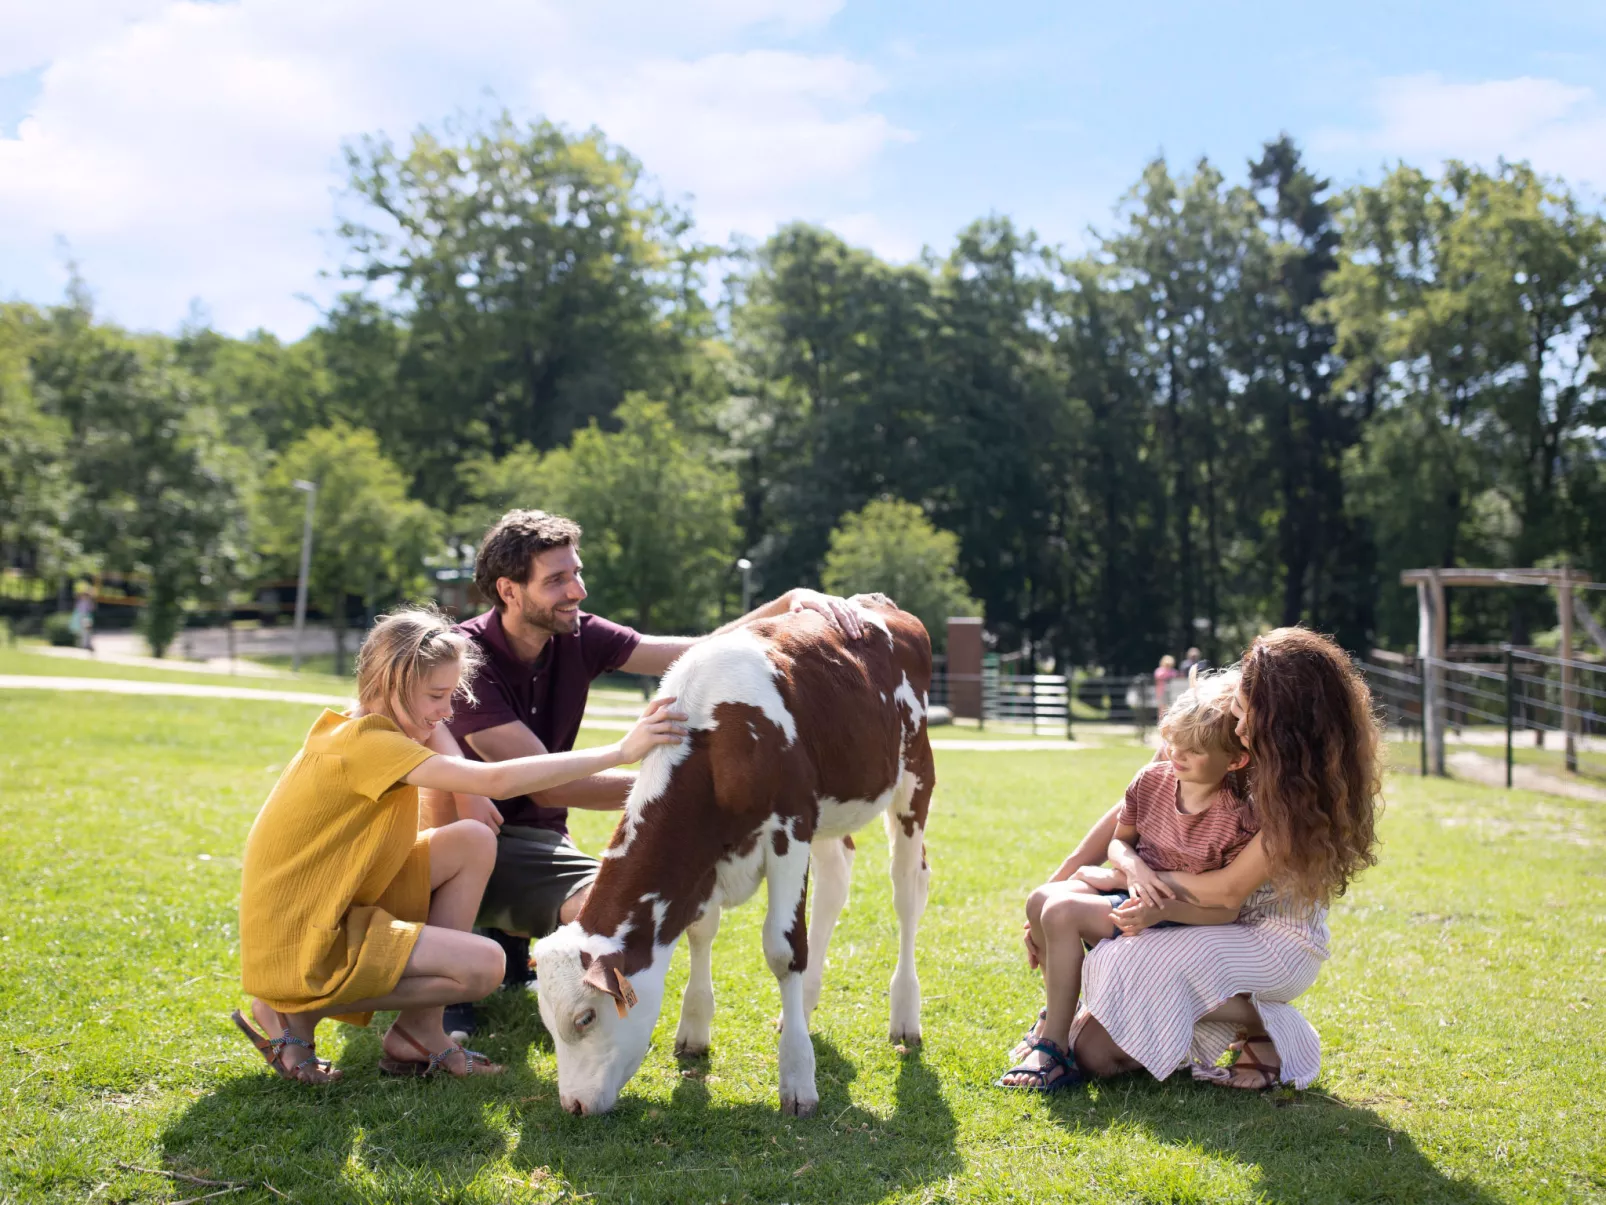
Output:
[{"xmin": 1, "ymin": 688, "xmax": 1603, "ymax": 1204}]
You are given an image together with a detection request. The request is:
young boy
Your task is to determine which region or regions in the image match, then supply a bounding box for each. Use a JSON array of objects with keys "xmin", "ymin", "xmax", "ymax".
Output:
[{"xmin": 998, "ymin": 671, "xmax": 1257, "ymax": 1091}]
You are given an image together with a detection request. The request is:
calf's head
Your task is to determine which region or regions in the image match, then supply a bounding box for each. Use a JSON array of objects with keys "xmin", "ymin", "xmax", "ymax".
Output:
[{"xmin": 532, "ymin": 922, "xmax": 668, "ymax": 1116}]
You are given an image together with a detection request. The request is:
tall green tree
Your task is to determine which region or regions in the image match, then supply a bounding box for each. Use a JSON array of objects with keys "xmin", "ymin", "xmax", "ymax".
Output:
[
  {"xmin": 1046, "ymin": 259, "xmax": 1165, "ymax": 671},
  {"xmin": 25, "ymin": 301, "xmax": 249, "ymax": 656},
  {"xmin": 337, "ymin": 111, "xmax": 720, "ymax": 508},
  {"xmin": 728, "ymin": 223, "xmax": 942, "ymax": 595},
  {"xmin": 0, "ymin": 304, "xmax": 77, "ymax": 576},
  {"xmin": 467, "ymin": 395, "xmax": 740, "ymax": 633},
  {"xmin": 928, "ymin": 217, "xmax": 1072, "ymax": 662},
  {"xmin": 175, "ymin": 325, "xmax": 334, "ymax": 454},
  {"xmin": 821, "ymin": 499, "xmax": 979, "ymax": 651},
  {"xmin": 1102, "ymin": 157, "xmax": 1262, "ymax": 659},
  {"xmin": 1243, "ymin": 136, "xmax": 1373, "ymax": 648},
  {"xmin": 1322, "ymin": 161, "xmax": 1606, "ymax": 644},
  {"xmin": 259, "ymin": 423, "xmax": 441, "ymax": 673}
]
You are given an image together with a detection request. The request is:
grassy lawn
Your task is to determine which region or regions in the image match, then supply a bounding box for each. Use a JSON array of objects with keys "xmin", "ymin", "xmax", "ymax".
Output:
[
  {"xmin": 0, "ymin": 643, "xmax": 354, "ymax": 696},
  {"xmin": 1, "ymin": 690, "xmax": 1603, "ymax": 1203}
]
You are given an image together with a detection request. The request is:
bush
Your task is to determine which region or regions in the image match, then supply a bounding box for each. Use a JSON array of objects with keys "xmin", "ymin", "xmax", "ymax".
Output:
[
  {"xmin": 43, "ymin": 612, "xmax": 76, "ymax": 647},
  {"xmin": 821, "ymin": 499, "xmax": 980, "ymax": 651}
]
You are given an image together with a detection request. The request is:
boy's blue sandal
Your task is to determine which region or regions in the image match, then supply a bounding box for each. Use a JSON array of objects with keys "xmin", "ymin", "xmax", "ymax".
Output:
[{"xmin": 995, "ymin": 1038, "xmax": 1083, "ymax": 1092}]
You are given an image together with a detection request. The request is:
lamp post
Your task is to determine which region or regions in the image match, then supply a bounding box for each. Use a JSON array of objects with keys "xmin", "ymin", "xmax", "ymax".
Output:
[
  {"xmin": 737, "ymin": 558, "xmax": 753, "ymax": 614},
  {"xmin": 291, "ymin": 479, "xmax": 317, "ymax": 672}
]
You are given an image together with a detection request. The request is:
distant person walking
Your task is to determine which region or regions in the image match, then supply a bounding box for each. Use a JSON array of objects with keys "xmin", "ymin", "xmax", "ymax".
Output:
[
  {"xmin": 68, "ymin": 589, "xmax": 95, "ymax": 652},
  {"xmin": 1153, "ymin": 653, "xmax": 1181, "ymax": 712},
  {"xmin": 1179, "ymin": 646, "xmax": 1205, "ymax": 676},
  {"xmin": 231, "ymin": 605, "xmax": 685, "ymax": 1083}
]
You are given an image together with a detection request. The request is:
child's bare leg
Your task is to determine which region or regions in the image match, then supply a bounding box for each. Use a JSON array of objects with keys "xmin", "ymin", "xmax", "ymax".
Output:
[
  {"xmin": 1016, "ymin": 879, "xmax": 1110, "ymax": 1056},
  {"xmin": 1001, "ymin": 892, "xmax": 1117, "ymax": 1086},
  {"xmin": 1026, "ymin": 880, "xmax": 1104, "ymax": 963}
]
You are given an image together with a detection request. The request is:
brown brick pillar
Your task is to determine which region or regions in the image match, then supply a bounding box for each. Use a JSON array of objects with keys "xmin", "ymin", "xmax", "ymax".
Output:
[{"xmin": 947, "ymin": 617, "xmax": 984, "ymax": 720}]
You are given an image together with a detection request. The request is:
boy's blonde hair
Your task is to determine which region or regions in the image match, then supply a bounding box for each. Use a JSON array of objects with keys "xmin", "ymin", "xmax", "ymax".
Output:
[
  {"xmin": 355, "ymin": 605, "xmax": 484, "ymax": 714},
  {"xmin": 1158, "ymin": 667, "xmax": 1245, "ymax": 760}
]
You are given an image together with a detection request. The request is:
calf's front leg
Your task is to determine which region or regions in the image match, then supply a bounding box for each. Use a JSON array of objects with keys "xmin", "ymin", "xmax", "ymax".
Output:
[
  {"xmin": 763, "ymin": 829, "xmax": 817, "ymax": 1117},
  {"xmin": 885, "ymin": 807, "xmax": 930, "ymax": 1045},
  {"xmin": 674, "ymin": 903, "xmax": 721, "ymax": 1056}
]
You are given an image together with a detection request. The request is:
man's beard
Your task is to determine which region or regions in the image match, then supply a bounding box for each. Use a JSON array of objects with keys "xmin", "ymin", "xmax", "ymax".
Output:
[{"xmin": 515, "ymin": 591, "xmax": 581, "ymax": 637}]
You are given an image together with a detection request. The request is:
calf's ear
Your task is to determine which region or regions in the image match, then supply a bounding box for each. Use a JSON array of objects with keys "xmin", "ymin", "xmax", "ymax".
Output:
[{"xmin": 581, "ymin": 959, "xmax": 638, "ymax": 1018}]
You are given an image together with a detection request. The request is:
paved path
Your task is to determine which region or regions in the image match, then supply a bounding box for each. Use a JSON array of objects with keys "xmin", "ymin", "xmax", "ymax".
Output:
[
  {"xmin": 0, "ymin": 674, "xmax": 1091, "ymax": 752},
  {"xmin": 0, "ymin": 675, "xmax": 352, "ymax": 708},
  {"xmin": 27, "ymin": 645, "xmax": 297, "ymax": 678},
  {"xmin": 1446, "ymin": 750, "xmax": 1606, "ymax": 802}
]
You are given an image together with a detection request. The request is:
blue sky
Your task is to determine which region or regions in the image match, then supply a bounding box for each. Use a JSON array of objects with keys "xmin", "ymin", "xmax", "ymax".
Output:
[{"xmin": 1, "ymin": 0, "xmax": 1603, "ymax": 337}]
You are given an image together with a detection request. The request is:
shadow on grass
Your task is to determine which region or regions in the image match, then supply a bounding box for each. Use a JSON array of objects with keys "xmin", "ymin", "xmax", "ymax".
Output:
[
  {"xmin": 509, "ymin": 1035, "xmax": 960, "ymax": 1203},
  {"xmin": 159, "ymin": 1015, "xmax": 534, "ymax": 1198},
  {"xmin": 161, "ymin": 1000, "xmax": 958, "ymax": 1205},
  {"xmin": 1046, "ymin": 1074, "xmax": 1500, "ymax": 1204}
]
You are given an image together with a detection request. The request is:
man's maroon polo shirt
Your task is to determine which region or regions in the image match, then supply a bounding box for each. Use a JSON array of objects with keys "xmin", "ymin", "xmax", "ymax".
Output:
[{"xmin": 448, "ymin": 607, "xmax": 641, "ymax": 835}]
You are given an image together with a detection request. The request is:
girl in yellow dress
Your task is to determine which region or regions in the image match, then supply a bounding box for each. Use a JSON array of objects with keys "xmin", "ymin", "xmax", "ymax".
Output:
[{"xmin": 233, "ymin": 605, "xmax": 684, "ymax": 1082}]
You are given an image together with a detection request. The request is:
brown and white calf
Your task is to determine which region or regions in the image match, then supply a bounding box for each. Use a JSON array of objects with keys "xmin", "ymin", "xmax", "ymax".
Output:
[{"xmin": 532, "ymin": 596, "xmax": 934, "ymax": 1117}]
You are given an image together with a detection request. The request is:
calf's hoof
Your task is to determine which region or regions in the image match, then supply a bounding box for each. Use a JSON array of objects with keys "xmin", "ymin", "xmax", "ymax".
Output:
[
  {"xmin": 674, "ymin": 1039, "xmax": 709, "ymax": 1058},
  {"xmin": 888, "ymin": 1027, "xmax": 923, "ymax": 1046},
  {"xmin": 781, "ymin": 1091, "xmax": 819, "ymax": 1118}
]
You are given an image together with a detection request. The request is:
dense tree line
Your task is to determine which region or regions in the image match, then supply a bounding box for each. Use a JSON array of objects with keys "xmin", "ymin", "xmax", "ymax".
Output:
[{"xmin": 3, "ymin": 114, "xmax": 1603, "ymax": 668}]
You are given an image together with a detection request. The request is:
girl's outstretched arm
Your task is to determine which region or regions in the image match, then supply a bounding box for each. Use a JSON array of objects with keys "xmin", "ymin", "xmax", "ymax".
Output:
[
  {"xmin": 420, "ymin": 722, "xmax": 503, "ymax": 832},
  {"xmin": 406, "ymin": 699, "xmax": 686, "ymax": 799}
]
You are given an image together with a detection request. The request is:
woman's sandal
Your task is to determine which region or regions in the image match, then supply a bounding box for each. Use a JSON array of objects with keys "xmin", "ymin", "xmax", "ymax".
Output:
[
  {"xmin": 1008, "ymin": 1008, "xmax": 1048, "ymax": 1063},
  {"xmin": 1222, "ymin": 1032, "xmax": 1282, "ymax": 1090},
  {"xmin": 378, "ymin": 1021, "xmax": 504, "ymax": 1078},
  {"xmin": 994, "ymin": 1038, "xmax": 1082, "ymax": 1092},
  {"xmin": 230, "ymin": 1009, "xmax": 340, "ymax": 1083}
]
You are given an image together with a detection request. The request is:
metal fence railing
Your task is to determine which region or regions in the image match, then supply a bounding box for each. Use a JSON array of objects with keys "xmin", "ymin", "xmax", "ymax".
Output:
[
  {"xmin": 930, "ymin": 650, "xmax": 1605, "ymax": 773},
  {"xmin": 1359, "ymin": 649, "xmax": 1605, "ymax": 784},
  {"xmin": 928, "ymin": 669, "xmax": 1185, "ymax": 739},
  {"xmin": 929, "ymin": 670, "xmax": 1072, "ymax": 736}
]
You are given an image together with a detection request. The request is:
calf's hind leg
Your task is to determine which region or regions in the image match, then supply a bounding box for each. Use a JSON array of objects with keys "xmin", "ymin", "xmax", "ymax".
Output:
[
  {"xmin": 802, "ymin": 835, "xmax": 855, "ymax": 1021},
  {"xmin": 674, "ymin": 904, "xmax": 721, "ymax": 1056}
]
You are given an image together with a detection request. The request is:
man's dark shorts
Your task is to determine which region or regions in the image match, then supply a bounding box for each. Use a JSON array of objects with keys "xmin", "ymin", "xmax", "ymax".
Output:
[{"xmin": 476, "ymin": 825, "xmax": 600, "ymax": 940}]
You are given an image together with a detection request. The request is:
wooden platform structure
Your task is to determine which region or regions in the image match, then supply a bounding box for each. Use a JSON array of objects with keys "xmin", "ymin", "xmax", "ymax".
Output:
[{"xmin": 1402, "ymin": 567, "xmax": 1596, "ymax": 775}]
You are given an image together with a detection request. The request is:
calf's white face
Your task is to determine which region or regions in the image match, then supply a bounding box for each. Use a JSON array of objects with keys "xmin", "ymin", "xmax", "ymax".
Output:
[{"xmin": 532, "ymin": 923, "xmax": 668, "ymax": 1116}]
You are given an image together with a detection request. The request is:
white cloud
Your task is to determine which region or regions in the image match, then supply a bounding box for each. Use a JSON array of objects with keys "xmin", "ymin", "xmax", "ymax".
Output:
[
  {"xmin": 0, "ymin": 0, "xmax": 172, "ymax": 75},
  {"xmin": 0, "ymin": 0, "xmax": 899, "ymax": 336},
  {"xmin": 1317, "ymin": 73, "xmax": 1606, "ymax": 189},
  {"xmin": 536, "ymin": 51, "xmax": 910, "ymax": 242}
]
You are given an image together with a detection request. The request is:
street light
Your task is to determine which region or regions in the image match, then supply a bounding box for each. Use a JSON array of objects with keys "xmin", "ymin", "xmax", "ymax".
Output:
[
  {"xmin": 737, "ymin": 558, "xmax": 753, "ymax": 614},
  {"xmin": 291, "ymin": 479, "xmax": 317, "ymax": 672}
]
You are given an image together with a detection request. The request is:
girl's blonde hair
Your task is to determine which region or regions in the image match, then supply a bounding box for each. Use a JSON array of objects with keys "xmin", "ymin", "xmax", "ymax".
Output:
[
  {"xmin": 354, "ymin": 605, "xmax": 484, "ymax": 716},
  {"xmin": 1158, "ymin": 667, "xmax": 1245, "ymax": 760}
]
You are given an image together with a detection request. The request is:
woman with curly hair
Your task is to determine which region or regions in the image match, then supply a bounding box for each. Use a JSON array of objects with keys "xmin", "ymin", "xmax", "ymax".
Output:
[{"xmin": 1022, "ymin": 626, "xmax": 1383, "ymax": 1089}]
